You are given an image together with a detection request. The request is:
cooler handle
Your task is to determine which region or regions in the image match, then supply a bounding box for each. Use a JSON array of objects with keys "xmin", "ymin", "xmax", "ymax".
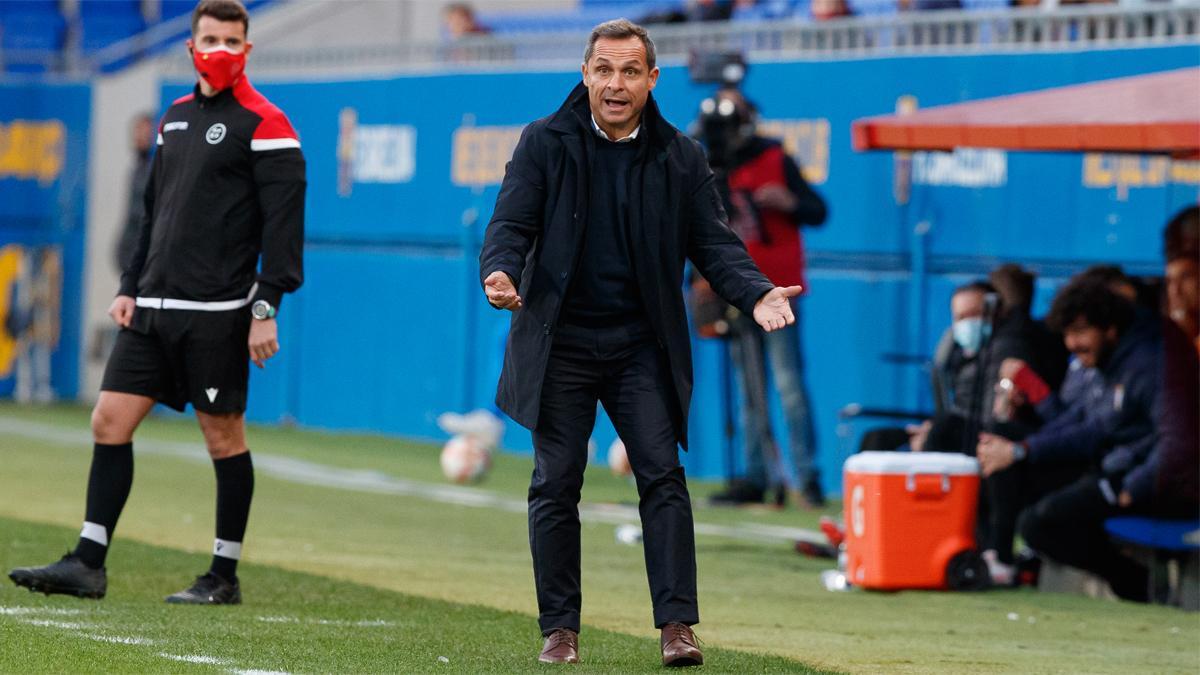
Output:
[{"xmin": 905, "ymin": 472, "xmax": 951, "ymax": 495}]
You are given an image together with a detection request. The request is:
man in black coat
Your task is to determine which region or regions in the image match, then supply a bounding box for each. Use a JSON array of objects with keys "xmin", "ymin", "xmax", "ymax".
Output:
[{"xmin": 479, "ymin": 18, "xmax": 800, "ymax": 667}]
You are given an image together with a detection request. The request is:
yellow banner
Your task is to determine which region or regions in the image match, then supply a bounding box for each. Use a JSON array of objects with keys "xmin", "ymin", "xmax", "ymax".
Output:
[
  {"xmin": 757, "ymin": 118, "xmax": 831, "ymax": 185},
  {"xmin": 0, "ymin": 245, "xmax": 23, "ymax": 377},
  {"xmin": 0, "ymin": 119, "xmax": 66, "ymax": 186},
  {"xmin": 1082, "ymin": 153, "xmax": 1200, "ymax": 201},
  {"xmin": 451, "ymin": 126, "xmax": 524, "ymax": 188}
]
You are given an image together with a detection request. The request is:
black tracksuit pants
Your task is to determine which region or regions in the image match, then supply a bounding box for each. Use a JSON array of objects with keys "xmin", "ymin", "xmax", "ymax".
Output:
[
  {"xmin": 1019, "ymin": 474, "xmax": 1149, "ymax": 602},
  {"xmin": 982, "ymin": 459, "xmax": 1086, "ymax": 564},
  {"xmin": 529, "ymin": 320, "xmax": 699, "ymax": 634}
]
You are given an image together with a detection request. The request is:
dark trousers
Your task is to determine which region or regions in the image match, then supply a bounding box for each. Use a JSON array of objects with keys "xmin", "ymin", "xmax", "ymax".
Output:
[
  {"xmin": 982, "ymin": 459, "xmax": 1085, "ymax": 564},
  {"xmin": 530, "ymin": 321, "xmax": 699, "ymax": 634},
  {"xmin": 1019, "ymin": 474, "xmax": 1149, "ymax": 601}
]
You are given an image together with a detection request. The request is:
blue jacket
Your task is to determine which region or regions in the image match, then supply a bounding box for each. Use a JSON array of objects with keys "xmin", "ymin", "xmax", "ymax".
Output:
[
  {"xmin": 1026, "ymin": 314, "xmax": 1161, "ymax": 468},
  {"xmin": 1033, "ymin": 358, "xmax": 1099, "ymax": 424}
]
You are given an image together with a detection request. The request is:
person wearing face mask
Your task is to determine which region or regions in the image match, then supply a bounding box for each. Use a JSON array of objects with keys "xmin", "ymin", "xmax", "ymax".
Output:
[
  {"xmin": 9, "ymin": 0, "xmax": 305, "ymax": 607},
  {"xmin": 907, "ymin": 280, "xmax": 1038, "ymax": 456}
]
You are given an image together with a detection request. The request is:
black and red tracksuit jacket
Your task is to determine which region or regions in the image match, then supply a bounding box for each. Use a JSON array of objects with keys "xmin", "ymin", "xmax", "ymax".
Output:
[{"xmin": 120, "ymin": 76, "xmax": 306, "ymax": 311}]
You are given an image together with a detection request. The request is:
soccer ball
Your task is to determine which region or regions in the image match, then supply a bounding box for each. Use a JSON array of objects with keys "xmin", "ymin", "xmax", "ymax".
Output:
[
  {"xmin": 608, "ymin": 438, "xmax": 632, "ymax": 478},
  {"xmin": 440, "ymin": 434, "xmax": 492, "ymax": 484}
]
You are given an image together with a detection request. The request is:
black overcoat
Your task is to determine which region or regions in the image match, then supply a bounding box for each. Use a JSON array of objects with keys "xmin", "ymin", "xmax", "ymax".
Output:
[{"xmin": 480, "ymin": 82, "xmax": 774, "ymax": 447}]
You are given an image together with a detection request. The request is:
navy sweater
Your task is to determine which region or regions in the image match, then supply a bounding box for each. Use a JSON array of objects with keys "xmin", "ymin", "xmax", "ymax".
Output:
[{"xmin": 560, "ymin": 135, "xmax": 646, "ymax": 328}]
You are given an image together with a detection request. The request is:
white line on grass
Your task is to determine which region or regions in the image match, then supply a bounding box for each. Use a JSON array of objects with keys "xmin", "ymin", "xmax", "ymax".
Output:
[
  {"xmin": 255, "ymin": 614, "xmax": 395, "ymax": 627},
  {"xmin": 0, "ymin": 606, "xmax": 85, "ymax": 616},
  {"xmin": 2, "ymin": 604, "xmax": 284, "ymax": 674},
  {"xmin": 159, "ymin": 653, "xmax": 229, "ymax": 665},
  {"xmin": 0, "ymin": 416, "xmax": 824, "ymax": 546},
  {"xmin": 81, "ymin": 633, "xmax": 157, "ymax": 646},
  {"xmin": 24, "ymin": 619, "xmax": 94, "ymax": 630}
]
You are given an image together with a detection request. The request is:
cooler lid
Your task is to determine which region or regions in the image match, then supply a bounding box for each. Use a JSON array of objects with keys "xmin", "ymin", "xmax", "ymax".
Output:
[{"xmin": 844, "ymin": 451, "xmax": 980, "ymax": 476}]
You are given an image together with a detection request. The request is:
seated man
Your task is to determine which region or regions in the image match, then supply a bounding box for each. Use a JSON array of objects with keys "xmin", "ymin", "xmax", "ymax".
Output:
[
  {"xmin": 1157, "ymin": 206, "xmax": 1199, "ymax": 510},
  {"xmin": 996, "ymin": 265, "xmax": 1140, "ymax": 426},
  {"xmin": 977, "ymin": 278, "xmax": 1161, "ymax": 596}
]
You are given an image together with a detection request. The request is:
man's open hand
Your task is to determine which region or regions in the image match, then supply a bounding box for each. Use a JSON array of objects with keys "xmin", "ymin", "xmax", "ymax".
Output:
[
  {"xmin": 484, "ymin": 271, "xmax": 522, "ymax": 310},
  {"xmin": 752, "ymin": 285, "xmax": 802, "ymax": 332}
]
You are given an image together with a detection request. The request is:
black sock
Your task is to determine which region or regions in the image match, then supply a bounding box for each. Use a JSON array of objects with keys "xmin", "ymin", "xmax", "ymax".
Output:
[
  {"xmin": 210, "ymin": 452, "xmax": 254, "ymax": 582},
  {"xmin": 73, "ymin": 442, "xmax": 134, "ymax": 569}
]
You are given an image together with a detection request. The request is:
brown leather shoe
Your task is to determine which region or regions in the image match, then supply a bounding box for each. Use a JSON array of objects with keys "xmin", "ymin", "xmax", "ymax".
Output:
[
  {"xmin": 539, "ymin": 628, "xmax": 579, "ymax": 664},
  {"xmin": 661, "ymin": 622, "xmax": 703, "ymax": 667}
]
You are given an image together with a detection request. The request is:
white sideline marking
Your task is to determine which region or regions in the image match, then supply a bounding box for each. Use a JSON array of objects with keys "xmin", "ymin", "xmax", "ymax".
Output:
[
  {"xmin": 256, "ymin": 615, "xmax": 299, "ymax": 623},
  {"xmin": 255, "ymin": 615, "xmax": 395, "ymax": 628},
  {"xmin": 82, "ymin": 633, "xmax": 157, "ymax": 646},
  {"xmin": 0, "ymin": 607, "xmax": 84, "ymax": 616},
  {"xmin": 25, "ymin": 619, "xmax": 93, "ymax": 630},
  {"xmin": 160, "ymin": 653, "xmax": 229, "ymax": 665},
  {"xmin": 2, "ymin": 605, "xmax": 285, "ymax": 674},
  {"xmin": 0, "ymin": 416, "xmax": 824, "ymax": 546}
]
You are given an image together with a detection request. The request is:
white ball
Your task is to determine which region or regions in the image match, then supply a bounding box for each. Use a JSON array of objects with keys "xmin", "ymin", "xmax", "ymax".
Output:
[
  {"xmin": 440, "ymin": 435, "xmax": 492, "ymax": 484},
  {"xmin": 614, "ymin": 524, "xmax": 643, "ymax": 545},
  {"xmin": 608, "ymin": 438, "xmax": 631, "ymax": 478}
]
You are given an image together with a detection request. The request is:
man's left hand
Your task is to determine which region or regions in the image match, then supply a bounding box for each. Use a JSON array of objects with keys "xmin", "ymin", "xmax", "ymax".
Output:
[
  {"xmin": 977, "ymin": 432, "xmax": 1016, "ymax": 476},
  {"xmin": 752, "ymin": 286, "xmax": 802, "ymax": 332},
  {"xmin": 1118, "ymin": 490, "xmax": 1133, "ymax": 508},
  {"xmin": 249, "ymin": 318, "xmax": 279, "ymax": 369}
]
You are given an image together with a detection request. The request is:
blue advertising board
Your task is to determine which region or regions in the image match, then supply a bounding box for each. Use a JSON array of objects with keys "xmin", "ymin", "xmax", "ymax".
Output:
[{"xmin": 0, "ymin": 82, "xmax": 90, "ymax": 400}]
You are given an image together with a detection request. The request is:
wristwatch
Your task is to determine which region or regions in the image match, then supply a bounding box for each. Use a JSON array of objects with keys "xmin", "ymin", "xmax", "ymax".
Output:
[{"xmin": 251, "ymin": 300, "xmax": 276, "ymax": 320}]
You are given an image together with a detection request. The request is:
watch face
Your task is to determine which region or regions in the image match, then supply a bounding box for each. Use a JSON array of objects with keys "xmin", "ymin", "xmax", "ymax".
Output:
[{"xmin": 252, "ymin": 301, "xmax": 272, "ymax": 319}]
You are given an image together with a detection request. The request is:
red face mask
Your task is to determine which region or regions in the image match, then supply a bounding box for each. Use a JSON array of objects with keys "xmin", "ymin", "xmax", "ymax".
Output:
[{"xmin": 192, "ymin": 45, "xmax": 245, "ymax": 91}]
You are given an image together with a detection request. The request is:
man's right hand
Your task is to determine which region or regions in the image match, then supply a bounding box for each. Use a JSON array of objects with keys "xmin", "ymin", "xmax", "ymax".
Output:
[
  {"xmin": 108, "ymin": 295, "xmax": 135, "ymax": 328},
  {"xmin": 999, "ymin": 357, "xmax": 1027, "ymax": 381},
  {"xmin": 484, "ymin": 271, "xmax": 522, "ymax": 311},
  {"xmin": 906, "ymin": 420, "xmax": 932, "ymax": 452}
]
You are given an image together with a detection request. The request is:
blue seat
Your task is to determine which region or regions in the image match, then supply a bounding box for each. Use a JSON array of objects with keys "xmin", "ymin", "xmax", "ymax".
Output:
[
  {"xmin": 81, "ymin": 14, "xmax": 147, "ymax": 53},
  {"xmin": 1106, "ymin": 517, "xmax": 1200, "ymax": 553},
  {"xmin": 0, "ymin": 13, "xmax": 66, "ymax": 51},
  {"xmin": 847, "ymin": 0, "xmax": 900, "ymax": 17},
  {"xmin": 0, "ymin": 1, "xmax": 59, "ymax": 18},
  {"xmin": 482, "ymin": 2, "xmax": 684, "ymax": 35},
  {"xmin": 161, "ymin": 0, "xmax": 198, "ymax": 20},
  {"xmin": 80, "ymin": 0, "xmax": 143, "ymax": 17},
  {"xmin": 962, "ymin": 0, "xmax": 1009, "ymax": 9}
]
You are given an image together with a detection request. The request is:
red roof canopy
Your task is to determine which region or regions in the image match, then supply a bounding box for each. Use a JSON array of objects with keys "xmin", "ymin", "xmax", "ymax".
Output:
[{"xmin": 851, "ymin": 67, "xmax": 1200, "ymax": 158}]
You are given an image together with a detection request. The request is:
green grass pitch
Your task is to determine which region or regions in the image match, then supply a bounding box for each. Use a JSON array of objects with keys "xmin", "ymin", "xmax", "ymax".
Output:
[{"xmin": 0, "ymin": 403, "xmax": 1197, "ymax": 673}]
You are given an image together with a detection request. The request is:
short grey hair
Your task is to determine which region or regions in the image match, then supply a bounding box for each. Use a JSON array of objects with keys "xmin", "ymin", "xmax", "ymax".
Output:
[{"xmin": 583, "ymin": 18, "xmax": 656, "ymax": 71}]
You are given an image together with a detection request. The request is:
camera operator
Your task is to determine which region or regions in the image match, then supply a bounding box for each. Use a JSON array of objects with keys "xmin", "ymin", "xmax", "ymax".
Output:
[{"xmin": 696, "ymin": 87, "xmax": 829, "ymax": 508}]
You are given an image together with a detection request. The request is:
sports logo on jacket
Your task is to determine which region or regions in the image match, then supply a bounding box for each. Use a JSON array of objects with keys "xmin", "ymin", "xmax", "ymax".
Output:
[{"xmin": 206, "ymin": 123, "xmax": 227, "ymax": 145}]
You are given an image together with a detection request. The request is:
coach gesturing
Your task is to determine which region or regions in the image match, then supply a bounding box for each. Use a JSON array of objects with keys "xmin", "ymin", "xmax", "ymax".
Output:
[
  {"xmin": 480, "ymin": 19, "xmax": 800, "ymax": 667},
  {"xmin": 9, "ymin": 0, "xmax": 303, "ymax": 606}
]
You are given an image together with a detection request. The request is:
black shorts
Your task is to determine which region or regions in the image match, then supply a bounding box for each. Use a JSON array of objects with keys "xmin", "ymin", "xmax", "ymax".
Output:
[{"xmin": 100, "ymin": 307, "xmax": 251, "ymax": 414}]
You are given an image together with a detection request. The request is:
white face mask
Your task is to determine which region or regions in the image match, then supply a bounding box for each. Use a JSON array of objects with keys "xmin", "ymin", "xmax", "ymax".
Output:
[{"xmin": 952, "ymin": 317, "xmax": 989, "ymax": 354}]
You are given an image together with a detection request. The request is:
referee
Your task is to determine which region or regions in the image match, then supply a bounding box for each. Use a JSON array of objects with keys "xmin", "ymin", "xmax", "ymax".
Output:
[{"xmin": 8, "ymin": 0, "xmax": 305, "ymax": 605}]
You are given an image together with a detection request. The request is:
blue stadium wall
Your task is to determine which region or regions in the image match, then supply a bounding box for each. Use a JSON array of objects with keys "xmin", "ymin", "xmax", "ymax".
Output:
[
  {"xmin": 149, "ymin": 44, "xmax": 1195, "ymax": 493},
  {"xmin": 0, "ymin": 82, "xmax": 90, "ymax": 400}
]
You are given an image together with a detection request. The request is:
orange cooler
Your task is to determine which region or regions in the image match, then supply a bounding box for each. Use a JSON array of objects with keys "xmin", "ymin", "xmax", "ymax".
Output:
[{"xmin": 843, "ymin": 451, "xmax": 983, "ymax": 591}]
